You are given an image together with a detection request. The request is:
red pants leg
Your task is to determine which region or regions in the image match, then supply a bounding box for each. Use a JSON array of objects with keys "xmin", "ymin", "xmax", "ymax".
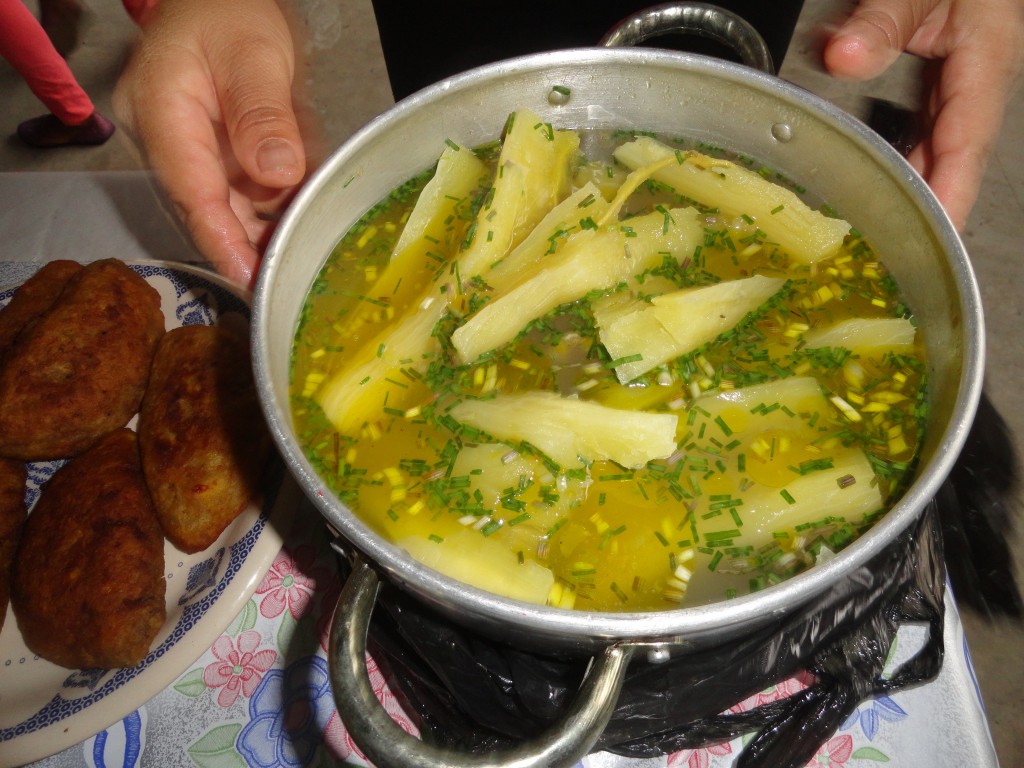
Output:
[{"xmin": 0, "ymin": 0, "xmax": 94, "ymax": 125}]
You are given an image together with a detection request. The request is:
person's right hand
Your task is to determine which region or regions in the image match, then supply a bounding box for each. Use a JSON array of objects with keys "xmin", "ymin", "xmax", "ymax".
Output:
[{"xmin": 113, "ymin": 0, "xmax": 306, "ymax": 288}]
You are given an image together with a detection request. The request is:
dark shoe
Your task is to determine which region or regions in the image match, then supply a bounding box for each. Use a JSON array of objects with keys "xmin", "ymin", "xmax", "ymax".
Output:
[{"xmin": 16, "ymin": 112, "xmax": 116, "ymax": 149}]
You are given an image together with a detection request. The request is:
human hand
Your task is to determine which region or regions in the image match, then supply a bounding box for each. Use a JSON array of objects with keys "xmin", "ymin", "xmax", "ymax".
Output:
[
  {"xmin": 823, "ymin": 0, "xmax": 1024, "ymax": 230},
  {"xmin": 113, "ymin": 0, "xmax": 306, "ymax": 288}
]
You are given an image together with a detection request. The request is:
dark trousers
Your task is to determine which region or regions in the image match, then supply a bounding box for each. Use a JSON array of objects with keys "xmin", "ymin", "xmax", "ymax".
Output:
[{"xmin": 371, "ymin": 1, "xmax": 806, "ymax": 100}]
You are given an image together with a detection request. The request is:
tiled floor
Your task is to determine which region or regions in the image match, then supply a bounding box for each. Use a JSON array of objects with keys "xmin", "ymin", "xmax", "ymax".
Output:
[{"xmin": 3, "ymin": 0, "xmax": 1022, "ymax": 766}]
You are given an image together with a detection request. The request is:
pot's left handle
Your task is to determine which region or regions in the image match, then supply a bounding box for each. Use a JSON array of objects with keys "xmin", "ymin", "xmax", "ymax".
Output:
[
  {"xmin": 600, "ymin": 2, "xmax": 775, "ymax": 75},
  {"xmin": 328, "ymin": 555, "xmax": 636, "ymax": 768}
]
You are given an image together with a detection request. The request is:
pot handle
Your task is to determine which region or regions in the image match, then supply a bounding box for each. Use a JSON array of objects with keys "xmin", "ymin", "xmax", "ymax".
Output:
[
  {"xmin": 600, "ymin": 2, "xmax": 775, "ymax": 75},
  {"xmin": 328, "ymin": 554, "xmax": 637, "ymax": 768}
]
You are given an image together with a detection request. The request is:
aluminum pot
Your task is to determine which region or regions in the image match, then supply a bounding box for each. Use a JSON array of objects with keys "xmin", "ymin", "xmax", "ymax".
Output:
[{"xmin": 252, "ymin": 6, "xmax": 984, "ymax": 766}]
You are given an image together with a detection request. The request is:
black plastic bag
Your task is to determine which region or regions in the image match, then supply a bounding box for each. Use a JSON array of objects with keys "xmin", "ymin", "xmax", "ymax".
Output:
[
  {"xmin": 348, "ymin": 500, "xmax": 943, "ymax": 768},
  {"xmin": 934, "ymin": 392, "xmax": 1022, "ymax": 619}
]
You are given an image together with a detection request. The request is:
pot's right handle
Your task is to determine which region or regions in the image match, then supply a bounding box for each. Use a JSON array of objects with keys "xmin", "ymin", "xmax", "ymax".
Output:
[
  {"xmin": 328, "ymin": 555, "xmax": 637, "ymax": 768},
  {"xmin": 600, "ymin": 2, "xmax": 775, "ymax": 75}
]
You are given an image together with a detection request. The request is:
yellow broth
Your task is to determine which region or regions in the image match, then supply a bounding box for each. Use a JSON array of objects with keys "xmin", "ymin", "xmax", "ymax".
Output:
[{"xmin": 291, "ymin": 119, "xmax": 927, "ymax": 612}]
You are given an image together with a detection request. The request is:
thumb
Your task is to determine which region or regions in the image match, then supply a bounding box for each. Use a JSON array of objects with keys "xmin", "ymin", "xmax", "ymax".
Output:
[
  {"xmin": 210, "ymin": 26, "xmax": 306, "ymax": 188},
  {"xmin": 823, "ymin": 0, "xmax": 930, "ymax": 80}
]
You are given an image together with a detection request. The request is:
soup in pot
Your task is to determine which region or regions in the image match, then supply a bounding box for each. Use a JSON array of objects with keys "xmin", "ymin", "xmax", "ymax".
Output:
[{"xmin": 290, "ymin": 109, "xmax": 927, "ymax": 612}]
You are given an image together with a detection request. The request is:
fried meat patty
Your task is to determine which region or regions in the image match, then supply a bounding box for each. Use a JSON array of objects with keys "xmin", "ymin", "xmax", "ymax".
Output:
[
  {"xmin": 138, "ymin": 324, "xmax": 271, "ymax": 553},
  {"xmin": 0, "ymin": 259, "xmax": 82, "ymax": 358},
  {"xmin": 0, "ymin": 259, "xmax": 164, "ymax": 461},
  {"xmin": 0, "ymin": 457, "xmax": 26, "ymax": 633},
  {"xmin": 11, "ymin": 429, "xmax": 166, "ymax": 669}
]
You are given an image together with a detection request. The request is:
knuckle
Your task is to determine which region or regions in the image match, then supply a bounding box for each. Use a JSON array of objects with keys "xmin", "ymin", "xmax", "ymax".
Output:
[
  {"xmin": 857, "ymin": 8, "xmax": 906, "ymax": 49},
  {"xmin": 233, "ymin": 102, "xmax": 294, "ymax": 137}
]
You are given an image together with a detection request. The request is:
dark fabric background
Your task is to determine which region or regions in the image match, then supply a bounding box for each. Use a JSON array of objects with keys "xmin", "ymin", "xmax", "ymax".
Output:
[{"xmin": 370, "ymin": 1, "xmax": 806, "ymax": 99}]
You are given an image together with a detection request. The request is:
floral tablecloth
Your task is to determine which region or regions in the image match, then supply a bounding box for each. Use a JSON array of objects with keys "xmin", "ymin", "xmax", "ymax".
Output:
[{"xmin": 23, "ymin": 494, "xmax": 998, "ymax": 768}]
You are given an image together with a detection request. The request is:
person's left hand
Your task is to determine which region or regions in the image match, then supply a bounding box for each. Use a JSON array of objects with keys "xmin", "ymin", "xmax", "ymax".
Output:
[{"xmin": 823, "ymin": 0, "xmax": 1024, "ymax": 230}]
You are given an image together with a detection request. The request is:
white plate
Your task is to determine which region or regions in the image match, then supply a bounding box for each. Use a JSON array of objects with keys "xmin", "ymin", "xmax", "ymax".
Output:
[{"xmin": 0, "ymin": 262, "xmax": 288, "ymax": 767}]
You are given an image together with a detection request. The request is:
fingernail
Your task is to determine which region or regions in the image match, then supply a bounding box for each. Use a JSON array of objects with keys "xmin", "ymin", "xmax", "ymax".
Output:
[{"xmin": 257, "ymin": 138, "xmax": 299, "ymax": 175}]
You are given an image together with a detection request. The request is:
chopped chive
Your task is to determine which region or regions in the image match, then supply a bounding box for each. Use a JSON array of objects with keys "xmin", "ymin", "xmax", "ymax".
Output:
[
  {"xmin": 607, "ymin": 353, "xmax": 643, "ymax": 368},
  {"xmin": 791, "ymin": 458, "xmax": 835, "ymax": 475},
  {"xmin": 546, "ymin": 519, "xmax": 568, "ymax": 537},
  {"xmin": 705, "ymin": 529, "xmax": 741, "ymax": 542}
]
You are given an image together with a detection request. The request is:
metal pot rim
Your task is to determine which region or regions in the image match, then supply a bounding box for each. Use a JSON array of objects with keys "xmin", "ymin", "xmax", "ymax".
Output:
[{"xmin": 254, "ymin": 45, "xmax": 984, "ymax": 646}]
